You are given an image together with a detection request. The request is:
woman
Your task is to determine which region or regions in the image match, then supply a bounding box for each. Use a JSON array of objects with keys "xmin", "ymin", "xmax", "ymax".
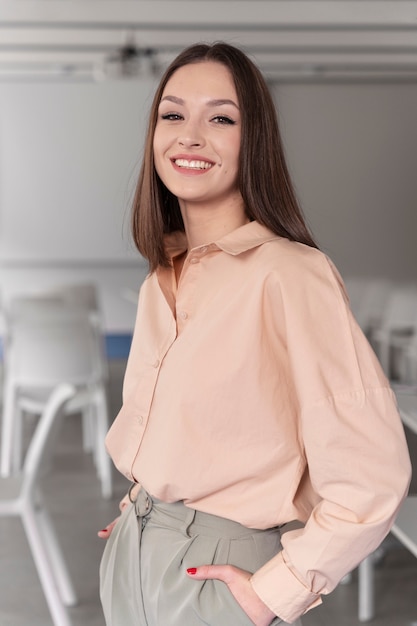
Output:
[{"xmin": 99, "ymin": 42, "xmax": 411, "ymax": 626}]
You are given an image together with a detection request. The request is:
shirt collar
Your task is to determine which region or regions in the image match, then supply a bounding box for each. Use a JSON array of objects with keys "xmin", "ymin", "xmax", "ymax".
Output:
[
  {"xmin": 164, "ymin": 221, "xmax": 279, "ymax": 261},
  {"xmin": 214, "ymin": 221, "xmax": 279, "ymax": 255},
  {"xmin": 163, "ymin": 231, "xmax": 188, "ymax": 261}
]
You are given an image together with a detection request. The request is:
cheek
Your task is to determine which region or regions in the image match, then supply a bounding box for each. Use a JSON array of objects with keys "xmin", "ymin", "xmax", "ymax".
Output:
[
  {"xmin": 228, "ymin": 136, "xmax": 241, "ymax": 169},
  {"xmin": 152, "ymin": 137, "xmax": 165, "ymax": 175},
  {"xmin": 152, "ymin": 127, "xmax": 166, "ymax": 157}
]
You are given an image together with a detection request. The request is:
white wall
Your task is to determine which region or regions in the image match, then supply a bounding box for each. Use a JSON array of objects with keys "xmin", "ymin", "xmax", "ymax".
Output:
[
  {"xmin": 0, "ymin": 79, "xmax": 158, "ymax": 262},
  {"xmin": 0, "ymin": 78, "xmax": 416, "ymax": 330},
  {"xmin": 0, "ymin": 79, "xmax": 156, "ymax": 330}
]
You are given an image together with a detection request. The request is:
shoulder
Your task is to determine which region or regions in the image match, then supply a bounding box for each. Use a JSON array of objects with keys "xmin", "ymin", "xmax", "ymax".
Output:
[
  {"xmin": 260, "ymin": 238, "xmax": 346, "ymax": 288},
  {"xmin": 256, "ymin": 238, "xmax": 350, "ymax": 309}
]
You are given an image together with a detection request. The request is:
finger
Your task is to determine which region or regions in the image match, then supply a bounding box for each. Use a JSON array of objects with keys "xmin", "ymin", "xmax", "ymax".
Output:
[
  {"xmin": 97, "ymin": 517, "xmax": 120, "ymax": 539},
  {"xmin": 186, "ymin": 564, "xmax": 241, "ymax": 583}
]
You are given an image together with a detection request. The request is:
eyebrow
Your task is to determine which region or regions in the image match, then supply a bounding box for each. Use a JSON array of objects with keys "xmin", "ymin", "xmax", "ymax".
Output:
[{"xmin": 160, "ymin": 95, "xmax": 239, "ymax": 109}]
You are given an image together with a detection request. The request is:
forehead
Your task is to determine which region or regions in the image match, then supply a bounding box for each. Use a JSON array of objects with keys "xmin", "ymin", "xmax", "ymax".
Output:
[{"xmin": 161, "ymin": 61, "xmax": 237, "ymax": 101}]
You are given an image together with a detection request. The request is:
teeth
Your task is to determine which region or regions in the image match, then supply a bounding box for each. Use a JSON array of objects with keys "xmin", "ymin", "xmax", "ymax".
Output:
[{"xmin": 174, "ymin": 159, "xmax": 213, "ymax": 170}]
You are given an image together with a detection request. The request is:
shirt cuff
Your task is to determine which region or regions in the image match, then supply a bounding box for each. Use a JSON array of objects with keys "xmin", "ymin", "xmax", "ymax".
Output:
[{"xmin": 250, "ymin": 551, "xmax": 322, "ymax": 623}]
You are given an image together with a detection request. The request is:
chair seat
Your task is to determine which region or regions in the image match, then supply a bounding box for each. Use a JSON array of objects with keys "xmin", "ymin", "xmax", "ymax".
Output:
[{"xmin": 18, "ymin": 384, "xmax": 100, "ymax": 415}]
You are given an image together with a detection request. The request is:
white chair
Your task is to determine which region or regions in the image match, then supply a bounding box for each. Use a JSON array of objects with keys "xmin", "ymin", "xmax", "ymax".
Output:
[
  {"xmin": 371, "ymin": 284, "xmax": 417, "ymax": 379},
  {"xmin": 0, "ymin": 383, "xmax": 77, "ymax": 626},
  {"xmin": 7, "ymin": 283, "xmax": 101, "ymax": 319},
  {"xmin": 358, "ymin": 496, "xmax": 417, "ymax": 622},
  {"xmin": 5, "ymin": 285, "xmax": 108, "ymax": 455},
  {"xmin": 357, "ymin": 388, "xmax": 417, "ymax": 621},
  {"xmin": 0, "ymin": 299, "xmax": 113, "ymax": 498},
  {"xmin": 344, "ymin": 276, "xmax": 391, "ymax": 338},
  {"xmin": 0, "ymin": 289, "xmax": 6, "ymax": 411}
]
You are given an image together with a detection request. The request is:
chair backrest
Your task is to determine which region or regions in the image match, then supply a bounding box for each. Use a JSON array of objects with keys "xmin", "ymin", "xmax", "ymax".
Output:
[
  {"xmin": 56, "ymin": 283, "xmax": 100, "ymax": 314},
  {"xmin": 6, "ymin": 282, "xmax": 102, "ymax": 327},
  {"xmin": 381, "ymin": 285, "xmax": 417, "ymax": 330},
  {"xmin": 344, "ymin": 276, "xmax": 392, "ymax": 334},
  {"xmin": 22, "ymin": 384, "xmax": 76, "ymax": 495},
  {"xmin": 5, "ymin": 301, "xmax": 107, "ymax": 388}
]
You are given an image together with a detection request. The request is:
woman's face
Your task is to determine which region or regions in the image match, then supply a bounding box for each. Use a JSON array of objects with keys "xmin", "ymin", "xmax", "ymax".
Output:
[{"xmin": 153, "ymin": 60, "xmax": 242, "ymax": 209}]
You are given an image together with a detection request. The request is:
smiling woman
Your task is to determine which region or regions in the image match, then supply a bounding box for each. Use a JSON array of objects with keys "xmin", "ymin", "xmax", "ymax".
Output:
[
  {"xmin": 98, "ymin": 42, "xmax": 411, "ymax": 626},
  {"xmin": 153, "ymin": 61, "xmax": 243, "ymax": 242}
]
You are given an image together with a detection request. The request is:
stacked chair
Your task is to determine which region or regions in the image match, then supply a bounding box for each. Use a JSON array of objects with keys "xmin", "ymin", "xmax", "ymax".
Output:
[
  {"xmin": 370, "ymin": 284, "xmax": 417, "ymax": 381},
  {"xmin": 344, "ymin": 276, "xmax": 392, "ymax": 341},
  {"xmin": 0, "ymin": 285, "xmax": 113, "ymax": 499},
  {"xmin": 344, "ymin": 279, "xmax": 417, "ymax": 621}
]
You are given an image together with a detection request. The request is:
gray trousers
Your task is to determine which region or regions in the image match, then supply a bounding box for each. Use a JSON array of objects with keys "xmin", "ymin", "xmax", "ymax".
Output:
[{"xmin": 100, "ymin": 488, "xmax": 301, "ymax": 626}]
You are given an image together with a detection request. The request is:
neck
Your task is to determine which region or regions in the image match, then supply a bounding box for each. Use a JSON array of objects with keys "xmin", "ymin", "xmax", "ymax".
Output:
[{"xmin": 179, "ymin": 194, "xmax": 248, "ymax": 249}]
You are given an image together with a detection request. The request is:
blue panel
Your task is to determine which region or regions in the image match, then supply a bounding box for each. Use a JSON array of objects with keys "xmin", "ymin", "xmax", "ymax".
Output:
[{"xmin": 104, "ymin": 333, "xmax": 133, "ymax": 360}]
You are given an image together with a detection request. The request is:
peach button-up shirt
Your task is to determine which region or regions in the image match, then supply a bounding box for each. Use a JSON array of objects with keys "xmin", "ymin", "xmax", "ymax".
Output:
[{"xmin": 106, "ymin": 221, "xmax": 411, "ymax": 623}]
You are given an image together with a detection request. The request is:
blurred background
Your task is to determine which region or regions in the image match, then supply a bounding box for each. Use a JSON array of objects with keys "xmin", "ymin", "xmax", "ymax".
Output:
[{"xmin": 0, "ymin": 2, "xmax": 417, "ymax": 625}]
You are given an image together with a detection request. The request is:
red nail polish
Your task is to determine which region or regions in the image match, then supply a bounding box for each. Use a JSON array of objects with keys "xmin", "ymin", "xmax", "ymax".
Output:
[
  {"xmin": 100, "ymin": 529, "xmax": 108, "ymax": 533},
  {"xmin": 187, "ymin": 568, "xmax": 197, "ymax": 575}
]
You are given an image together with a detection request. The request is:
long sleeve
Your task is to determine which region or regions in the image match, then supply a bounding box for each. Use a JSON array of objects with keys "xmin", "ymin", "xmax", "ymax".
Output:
[{"xmin": 251, "ymin": 254, "xmax": 411, "ymax": 622}]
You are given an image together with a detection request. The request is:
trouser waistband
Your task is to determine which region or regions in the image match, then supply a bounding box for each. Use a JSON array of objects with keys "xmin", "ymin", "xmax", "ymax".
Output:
[{"xmin": 129, "ymin": 485, "xmax": 279, "ymax": 539}]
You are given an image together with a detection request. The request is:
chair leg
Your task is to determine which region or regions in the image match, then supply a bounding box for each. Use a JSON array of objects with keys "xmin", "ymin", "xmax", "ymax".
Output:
[
  {"xmin": 12, "ymin": 404, "xmax": 25, "ymax": 473},
  {"xmin": 358, "ymin": 555, "xmax": 375, "ymax": 622},
  {"xmin": 81, "ymin": 406, "xmax": 94, "ymax": 454},
  {"xmin": 94, "ymin": 387, "xmax": 113, "ymax": 499},
  {"xmin": 0, "ymin": 383, "xmax": 19, "ymax": 476},
  {"xmin": 37, "ymin": 506, "xmax": 78, "ymax": 606},
  {"xmin": 22, "ymin": 505, "xmax": 73, "ymax": 626}
]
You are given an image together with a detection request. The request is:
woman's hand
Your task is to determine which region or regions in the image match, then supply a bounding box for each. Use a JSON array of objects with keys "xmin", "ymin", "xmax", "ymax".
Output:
[
  {"xmin": 97, "ymin": 485, "xmax": 138, "ymax": 539},
  {"xmin": 97, "ymin": 517, "xmax": 120, "ymax": 539},
  {"xmin": 186, "ymin": 564, "xmax": 277, "ymax": 626}
]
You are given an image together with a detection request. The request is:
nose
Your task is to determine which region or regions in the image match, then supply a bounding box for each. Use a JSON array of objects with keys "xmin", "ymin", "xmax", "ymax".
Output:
[{"xmin": 178, "ymin": 119, "xmax": 205, "ymax": 148}]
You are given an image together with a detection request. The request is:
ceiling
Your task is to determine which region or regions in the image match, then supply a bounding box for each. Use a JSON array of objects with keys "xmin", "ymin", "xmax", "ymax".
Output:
[{"xmin": 0, "ymin": 1, "xmax": 417, "ymax": 83}]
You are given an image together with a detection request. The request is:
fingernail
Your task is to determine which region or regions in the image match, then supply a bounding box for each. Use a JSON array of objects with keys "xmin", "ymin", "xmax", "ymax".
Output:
[
  {"xmin": 100, "ymin": 529, "xmax": 108, "ymax": 533},
  {"xmin": 187, "ymin": 568, "xmax": 197, "ymax": 575}
]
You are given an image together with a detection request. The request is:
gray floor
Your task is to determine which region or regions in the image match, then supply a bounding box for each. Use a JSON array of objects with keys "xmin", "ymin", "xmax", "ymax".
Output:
[{"xmin": 1, "ymin": 360, "xmax": 416, "ymax": 626}]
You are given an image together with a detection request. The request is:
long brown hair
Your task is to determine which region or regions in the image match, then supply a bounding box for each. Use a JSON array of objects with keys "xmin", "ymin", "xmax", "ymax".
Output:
[{"xmin": 131, "ymin": 42, "xmax": 318, "ymax": 270}]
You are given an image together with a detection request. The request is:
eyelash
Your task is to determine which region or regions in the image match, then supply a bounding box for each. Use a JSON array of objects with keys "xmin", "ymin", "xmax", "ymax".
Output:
[
  {"xmin": 161, "ymin": 113, "xmax": 182, "ymax": 121},
  {"xmin": 212, "ymin": 115, "xmax": 236, "ymax": 125},
  {"xmin": 160, "ymin": 113, "xmax": 236, "ymax": 125}
]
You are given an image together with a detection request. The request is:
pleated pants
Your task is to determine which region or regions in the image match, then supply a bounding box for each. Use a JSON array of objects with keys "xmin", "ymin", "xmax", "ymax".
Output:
[{"xmin": 100, "ymin": 487, "xmax": 302, "ymax": 626}]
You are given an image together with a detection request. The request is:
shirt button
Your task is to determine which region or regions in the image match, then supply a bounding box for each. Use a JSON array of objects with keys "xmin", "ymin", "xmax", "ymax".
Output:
[
  {"xmin": 179, "ymin": 310, "xmax": 188, "ymax": 320},
  {"xmin": 190, "ymin": 257, "xmax": 199, "ymax": 264},
  {"xmin": 153, "ymin": 359, "xmax": 160, "ymax": 368},
  {"xmin": 137, "ymin": 415, "xmax": 143, "ymax": 425},
  {"xmin": 200, "ymin": 246, "xmax": 208, "ymax": 254}
]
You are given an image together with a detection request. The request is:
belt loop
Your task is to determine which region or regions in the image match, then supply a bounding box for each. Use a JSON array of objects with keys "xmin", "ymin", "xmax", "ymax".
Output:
[
  {"xmin": 128, "ymin": 481, "xmax": 139, "ymax": 503},
  {"xmin": 183, "ymin": 507, "xmax": 197, "ymax": 537}
]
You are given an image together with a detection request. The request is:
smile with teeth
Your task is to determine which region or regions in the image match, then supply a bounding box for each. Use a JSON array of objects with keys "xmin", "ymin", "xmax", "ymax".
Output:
[{"xmin": 173, "ymin": 158, "xmax": 213, "ymax": 170}]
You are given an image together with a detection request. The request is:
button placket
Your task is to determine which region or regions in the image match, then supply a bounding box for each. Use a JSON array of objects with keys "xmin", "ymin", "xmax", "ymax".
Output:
[{"xmin": 176, "ymin": 247, "xmax": 202, "ymax": 327}]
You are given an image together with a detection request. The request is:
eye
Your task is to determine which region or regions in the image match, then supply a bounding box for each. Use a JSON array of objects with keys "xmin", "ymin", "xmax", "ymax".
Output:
[
  {"xmin": 211, "ymin": 115, "xmax": 236, "ymax": 125},
  {"xmin": 160, "ymin": 113, "xmax": 184, "ymax": 121}
]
